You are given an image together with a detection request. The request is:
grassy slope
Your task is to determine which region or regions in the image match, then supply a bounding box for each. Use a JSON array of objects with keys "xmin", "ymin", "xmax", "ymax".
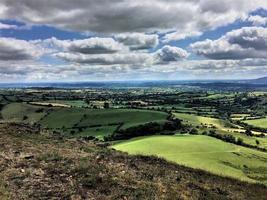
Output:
[
  {"xmin": 0, "ymin": 123, "xmax": 266, "ymax": 199},
  {"xmin": 1, "ymin": 103, "xmax": 49, "ymax": 124},
  {"xmin": 113, "ymin": 135, "xmax": 267, "ymax": 184},
  {"xmin": 174, "ymin": 113, "xmax": 227, "ymax": 128},
  {"xmin": 40, "ymin": 108, "xmax": 84, "ymax": 128},
  {"xmin": 244, "ymin": 117, "xmax": 267, "ymax": 129},
  {"xmin": 40, "ymin": 108, "xmax": 168, "ymax": 129},
  {"xmin": 73, "ymin": 125, "xmax": 118, "ymax": 140}
]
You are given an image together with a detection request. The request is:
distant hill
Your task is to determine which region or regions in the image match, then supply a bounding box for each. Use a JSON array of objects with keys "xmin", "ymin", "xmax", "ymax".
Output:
[{"xmin": 247, "ymin": 77, "xmax": 267, "ymax": 84}]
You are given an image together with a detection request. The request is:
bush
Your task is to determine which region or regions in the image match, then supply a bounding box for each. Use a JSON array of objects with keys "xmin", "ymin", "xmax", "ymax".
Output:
[
  {"xmin": 23, "ymin": 115, "xmax": 28, "ymax": 120},
  {"xmin": 245, "ymin": 129, "xmax": 253, "ymax": 136},
  {"xmin": 237, "ymin": 137, "xmax": 243, "ymax": 145},
  {"xmin": 108, "ymin": 120, "xmax": 182, "ymax": 140},
  {"xmin": 189, "ymin": 128, "xmax": 198, "ymax": 135}
]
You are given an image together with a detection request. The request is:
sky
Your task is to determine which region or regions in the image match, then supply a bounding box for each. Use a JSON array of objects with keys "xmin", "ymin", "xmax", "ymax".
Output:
[{"xmin": 0, "ymin": 1, "xmax": 267, "ymax": 82}]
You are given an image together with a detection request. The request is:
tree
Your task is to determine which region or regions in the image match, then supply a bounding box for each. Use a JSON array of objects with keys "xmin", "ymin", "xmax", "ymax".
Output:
[
  {"xmin": 189, "ymin": 128, "xmax": 198, "ymax": 135},
  {"xmin": 23, "ymin": 115, "xmax": 28, "ymax": 120},
  {"xmin": 245, "ymin": 129, "xmax": 253, "ymax": 136},
  {"xmin": 237, "ymin": 137, "xmax": 243, "ymax": 145},
  {"xmin": 104, "ymin": 102, "xmax": 110, "ymax": 109},
  {"xmin": 84, "ymin": 98, "xmax": 90, "ymax": 105}
]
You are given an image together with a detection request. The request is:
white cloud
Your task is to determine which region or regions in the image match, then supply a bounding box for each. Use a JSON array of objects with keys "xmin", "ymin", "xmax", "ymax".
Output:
[
  {"xmin": 154, "ymin": 45, "xmax": 189, "ymax": 63},
  {"xmin": 0, "ymin": 37, "xmax": 43, "ymax": 61},
  {"xmin": 54, "ymin": 41, "xmax": 188, "ymax": 66},
  {"xmin": 0, "ymin": 22, "xmax": 17, "ymax": 29},
  {"xmin": 163, "ymin": 31, "xmax": 202, "ymax": 43},
  {"xmin": 191, "ymin": 27, "xmax": 267, "ymax": 59},
  {"xmin": 247, "ymin": 15, "xmax": 267, "ymax": 26},
  {"xmin": 0, "ymin": 0, "xmax": 266, "ymax": 41}
]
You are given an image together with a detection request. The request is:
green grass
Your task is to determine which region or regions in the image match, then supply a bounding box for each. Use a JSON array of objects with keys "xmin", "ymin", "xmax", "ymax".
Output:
[
  {"xmin": 40, "ymin": 108, "xmax": 85, "ymax": 128},
  {"xmin": 1, "ymin": 103, "xmax": 49, "ymax": 124},
  {"xmin": 231, "ymin": 114, "xmax": 250, "ymax": 121},
  {"xmin": 174, "ymin": 113, "xmax": 228, "ymax": 129},
  {"xmin": 112, "ymin": 135, "xmax": 267, "ymax": 184},
  {"xmin": 71, "ymin": 125, "xmax": 117, "ymax": 140},
  {"xmin": 77, "ymin": 109, "xmax": 168, "ymax": 129},
  {"xmin": 244, "ymin": 117, "xmax": 267, "ymax": 129},
  {"xmin": 217, "ymin": 129, "xmax": 267, "ymax": 149},
  {"xmin": 198, "ymin": 93, "xmax": 235, "ymax": 100},
  {"xmin": 40, "ymin": 108, "xmax": 168, "ymax": 130},
  {"xmin": 46, "ymin": 100, "xmax": 88, "ymax": 108}
]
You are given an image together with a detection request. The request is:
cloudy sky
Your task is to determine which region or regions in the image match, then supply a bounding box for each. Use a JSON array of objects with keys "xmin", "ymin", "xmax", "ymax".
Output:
[{"xmin": 0, "ymin": 0, "xmax": 267, "ymax": 82}]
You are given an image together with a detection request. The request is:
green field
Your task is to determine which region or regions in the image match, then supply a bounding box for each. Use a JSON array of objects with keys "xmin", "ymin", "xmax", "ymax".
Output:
[
  {"xmin": 1, "ymin": 103, "xmax": 50, "ymax": 124},
  {"xmin": 197, "ymin": 93, "xmax": 235, "ymax": 100},
  {"xmin": 1, "ymin": 103, "xmax": 169, "ymax": 139},
  {"xmin": 113, "ymin": 135, "xmax": 267, "ymax": 184},
  {"xmin": 174, "ymin": 112, "xmax": 267, "ymax": 148},
  {"xmin": 72, "ymin": 125, "xmax": 117, "ymax": 139},
  {"xmin": 40, "ymin": 108, "xmax": 168, "ymax": 129},
  {"xmin": 39, "ymin": 108, "xmax": 168, "ymax": 139},
  {"xmin": 218, "ymin": 129, "xmax": 267, "ymax": 149},
  {"xmin": 46, "ymin": 100, "xmax": 88, "ymax": 108},
  {"xmin": 244, "ymin": 117, "xmax": 267, "ymax": 129},
  {"xmin": 174, "ymin": 113, "xmax": 228, "ymax": 128},
  {"xmin": 78, "ymin": 109, "xmax": 168, "ymax": 129},
  {"xmin": 231, "ymin": 114, "xmax": 250, "ymax": 121}
]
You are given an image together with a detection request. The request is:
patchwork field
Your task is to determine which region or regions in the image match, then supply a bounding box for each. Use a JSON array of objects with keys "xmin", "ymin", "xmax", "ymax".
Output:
[
  {"xmin": 113, "ymin": 135, "xmax": 267, "ymax": 184},
  {"xmin": 45, "ymin": 100, "xmax": 88, "ymax": 108},
  {"xmin": 231, "ymin": 114, "xmax": 250, "ymax": 121},
  {"xmin": 174, "ymin": 112, "xmax": 267, "ymax": 148},
  {"xmin": 174, "ymin": 113, "xmax": 228, "ymax": 129},
  {"xmin": 1, "ymin": 102, "xmax": 169, "ymax": 139},
  {"xmin": 244, "ymin": 117, "xmax": 267, "ymax": 129},
  {"xmin": 40, "ymin": 108, "xmax": 168, "ymax": 129}
]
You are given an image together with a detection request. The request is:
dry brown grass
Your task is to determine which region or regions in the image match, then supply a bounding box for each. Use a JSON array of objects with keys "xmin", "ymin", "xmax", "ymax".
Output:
[{"xmin": 0, "ymin": 123, "xmax": 266, "ymax": 200}]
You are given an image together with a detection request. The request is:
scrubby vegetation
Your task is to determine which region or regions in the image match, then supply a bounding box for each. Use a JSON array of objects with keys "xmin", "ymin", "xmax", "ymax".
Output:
[{"xmin": 0, "ymin": 123, "xmax": 266, "ymax": 199}]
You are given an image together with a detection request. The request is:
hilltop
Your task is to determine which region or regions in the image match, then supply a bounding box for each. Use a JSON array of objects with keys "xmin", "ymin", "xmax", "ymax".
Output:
[{"xmin": 0, "ymin": 123, "xmax": 266, "ymax": 200}]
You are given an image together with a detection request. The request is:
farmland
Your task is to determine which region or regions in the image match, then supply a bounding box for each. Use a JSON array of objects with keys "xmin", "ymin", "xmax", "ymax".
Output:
[
  {"xmin": 1, "ymin": 102, "xmax": 52, "ymax": 124},
  {"xmin": 244, "ymin": 117, "xmax": 267, "ymax": 129},
  {"xmin": 0, "ymin": 87, "xmax": 267, "ymax": 198},
  {"xmin": 113, "ymin": 135, "xmax": 267, "ymax": 184},
  {"xmin": 1, "ymin": 102, "xmax": 169, "ymax": 139}
]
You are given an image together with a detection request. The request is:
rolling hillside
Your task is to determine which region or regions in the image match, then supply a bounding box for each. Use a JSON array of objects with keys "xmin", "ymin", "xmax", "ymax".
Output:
[{"xmin": 0, "ymin": 123, "xmax": 266, "ymax": 199}]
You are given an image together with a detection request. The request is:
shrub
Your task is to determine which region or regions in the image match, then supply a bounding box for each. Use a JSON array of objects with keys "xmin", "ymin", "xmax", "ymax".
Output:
[
  {"xmin": 237, "ymin": 137, "xmax": 244, "ymax": 145},
  {"xmin": 23, "ymin": 115, "xmax": 28, "ymax": 120},
  {"xmin": 189, "ymin": 128, "xmax": 198, "ymax": 135}
]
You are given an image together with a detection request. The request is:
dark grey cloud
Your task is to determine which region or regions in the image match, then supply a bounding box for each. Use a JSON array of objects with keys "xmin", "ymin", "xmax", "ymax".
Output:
[
  {"xmin": 55, "ymin": 52, "xmax": 152, "ymax": 65},
  {"xmin": 54, "ymin": 42, "xmax": 188, "ymax": 65},
  {"xmin": 48, "ymin": 37, "xmax": 127, "ymax": 54},
  {"xmin": 115, "ymin": 33, "xmax": 158, "ymax": 50},
  {"xmin": 191, "ymin": 27, "xmax": 267, "ymax": 60},
  {"xmin": 1, "ymin": 0, "xmax": 266, "ymax": 41}
]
